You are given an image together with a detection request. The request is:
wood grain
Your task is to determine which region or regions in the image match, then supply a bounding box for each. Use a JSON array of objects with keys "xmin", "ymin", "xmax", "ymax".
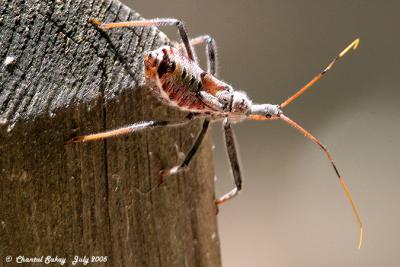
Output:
[{"xmin": 0, "ymin": 0, "xmax": 221, "ymax": 266}]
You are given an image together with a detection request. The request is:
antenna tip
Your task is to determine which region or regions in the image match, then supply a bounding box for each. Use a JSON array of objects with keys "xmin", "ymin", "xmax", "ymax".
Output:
[
  {"xmin": 358, "ymin": 226, "xmax": 363, "ymax": 250},
  {"xmin": 339, "ymin": 38, "xmax": 361, "ymax": 57},
  {"xmin": 353, "ymin": 38, "xmax": 360, "ymax": 50}
]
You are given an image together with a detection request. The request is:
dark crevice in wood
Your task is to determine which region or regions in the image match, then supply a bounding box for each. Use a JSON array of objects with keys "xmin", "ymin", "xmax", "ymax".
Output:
[{"xmin": 99, "ymin": 54, "xmax": 113, "ymax": 266}]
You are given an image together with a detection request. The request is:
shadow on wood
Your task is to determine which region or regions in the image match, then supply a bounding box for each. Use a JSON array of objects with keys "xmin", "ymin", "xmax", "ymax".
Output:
[{"xmin": 0, "ymin": 0, "xmax": 220, "ymax": 266}]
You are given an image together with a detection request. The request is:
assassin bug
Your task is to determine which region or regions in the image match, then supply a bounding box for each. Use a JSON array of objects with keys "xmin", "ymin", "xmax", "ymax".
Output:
[{"xmin": 68, "ymin": 18, "xmax": 363, "ymax": 248}]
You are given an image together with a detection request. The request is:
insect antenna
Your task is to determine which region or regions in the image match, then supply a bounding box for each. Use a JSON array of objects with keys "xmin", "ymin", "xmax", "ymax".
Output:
[
  {"xmin": 280, "ymin": 38, "xmax": 360, "ymax": 109},
  {"xmin": 279, "ymin": 113, "xmax": 363, "ymax": 249}
]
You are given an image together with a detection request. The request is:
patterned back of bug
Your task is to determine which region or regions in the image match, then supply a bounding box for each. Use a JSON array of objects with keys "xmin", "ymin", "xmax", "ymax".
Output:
[{"xmin": 144, "ymin": 46, "xmax": 212, "ymax": 112}]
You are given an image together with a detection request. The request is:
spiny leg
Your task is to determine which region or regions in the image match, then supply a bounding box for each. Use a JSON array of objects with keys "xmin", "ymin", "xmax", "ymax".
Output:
[
  {"xmin": 279, "ymin": 113, "xmax": 363, "ymax": 249},
  {"xmin": 215, "ymin": 106, "xmax": 279, "ymax": 206},
  {"xmin": 180, "ymin": 35, "xmax": 217, "ymax": 74},
  {"xmin": 215, "ymin": 118, "xmax": 242, "ymax": 205},
  {"xmin": 66, "ymin": 114, "xmax": 196, "ymax": 144},
  {"xmin": 159, "ymin": 118, "xmax": 210, "ymax": 182},
  {"xmin": 90, "ymin": 18, "xmax": 195, "ymax": 61},
  {"xmin": 280, "ymin": 38, "xmax": 360, "ymax": 109}
]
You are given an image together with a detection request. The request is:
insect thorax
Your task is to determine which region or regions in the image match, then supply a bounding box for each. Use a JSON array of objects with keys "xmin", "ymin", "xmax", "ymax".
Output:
[{"xmin": 144, "ymin": 46, "xmax": 264, "ymax": 119}]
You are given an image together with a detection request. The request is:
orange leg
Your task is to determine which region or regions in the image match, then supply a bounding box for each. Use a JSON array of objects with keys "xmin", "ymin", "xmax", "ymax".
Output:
[
  {"xmin": 90, "ymin": 18, "xmax": 195, "ymax": 61},
  {"xmin": 66, "ymin": 119, "xmax": 193, "ymax": 144}
]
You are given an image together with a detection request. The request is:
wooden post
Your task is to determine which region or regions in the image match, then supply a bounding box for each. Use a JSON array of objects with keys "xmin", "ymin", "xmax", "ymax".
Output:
[{"xmin": 0, "ymin": 0, "xmax": 221, "ymax": 266}]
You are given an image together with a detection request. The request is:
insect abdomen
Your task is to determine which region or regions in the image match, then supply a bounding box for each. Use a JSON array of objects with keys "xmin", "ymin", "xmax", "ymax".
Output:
[
  {"xmin": 160, "ymin": 67, "xmax": 205, "ymax": 110},
  {"xmin": 144, "ymin": 46, "xmax": 215, "ymax": 111},
  {"xmin": 155, "ymin": 47, "xmax": 207, "ymax": 111}
]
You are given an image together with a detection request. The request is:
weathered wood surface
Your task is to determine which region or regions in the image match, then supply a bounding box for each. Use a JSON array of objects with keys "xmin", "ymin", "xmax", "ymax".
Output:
[{"xmin": 0, "ymin": 0, "xmax": 221, "ymax": 266}]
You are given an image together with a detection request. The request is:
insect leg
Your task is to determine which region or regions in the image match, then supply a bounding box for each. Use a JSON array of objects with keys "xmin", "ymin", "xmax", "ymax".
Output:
[
  {"xmin": 90, "ymin": 18, "xmax": 195, "ymax": 61},
  {"xmin": 66, "ymin": 114, "xmax": 195, "ymax": 144},
  {"xmin": 215, "ymin": 118, "xmax": 242, "ymax": 205},
  {"xmin": 180, "ymin": 35, "xmax": 217, "ymax": 74},
  {"xmin": 159, "ymin": 118, "xmax": 210, "ymax": 181}
]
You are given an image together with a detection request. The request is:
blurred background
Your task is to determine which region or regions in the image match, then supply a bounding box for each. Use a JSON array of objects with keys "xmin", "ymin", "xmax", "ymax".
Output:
[{"xmin": 124, "ymin": 1, "xmax": 400, "ymax": 266}]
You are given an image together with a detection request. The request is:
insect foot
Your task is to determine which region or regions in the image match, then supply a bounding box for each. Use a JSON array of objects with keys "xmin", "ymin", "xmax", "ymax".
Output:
[{"xmin": 159, "ymin": 165, "xmax": 189, "ymax": 185}]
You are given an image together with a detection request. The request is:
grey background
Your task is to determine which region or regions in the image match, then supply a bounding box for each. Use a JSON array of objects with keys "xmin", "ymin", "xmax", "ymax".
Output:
[{"xmin": 124, "ymin": 1, "xmax": 400, "ymax": 266}]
